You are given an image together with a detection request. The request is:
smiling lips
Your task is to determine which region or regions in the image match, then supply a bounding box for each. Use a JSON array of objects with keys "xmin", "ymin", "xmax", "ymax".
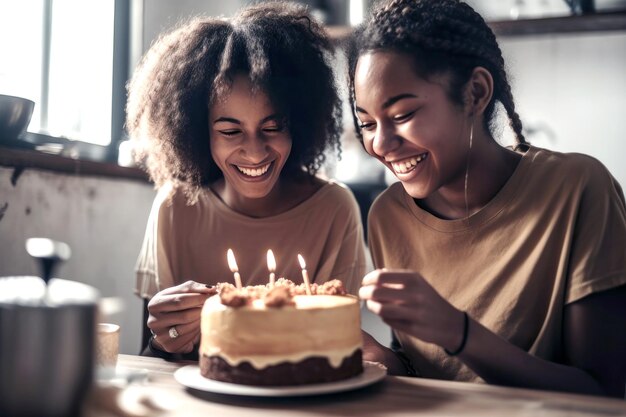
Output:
[
  {"xmin": 235, "ymin": 161, "xmax": 272, "ymax": 178},
  {"xmin": 390, "ymin": 152, "xmax": 428, "ymax": 174}
]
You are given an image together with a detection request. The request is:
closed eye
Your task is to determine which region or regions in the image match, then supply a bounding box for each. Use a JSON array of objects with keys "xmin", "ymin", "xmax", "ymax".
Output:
[
  {"xmin": 393, "ymin": 110, "xmax": 416, "ymax": 123},
  {"xmin": 262, "ymin": 125, "xmax": 285, "ymax": 134},
  {"xmin": 359, "ymin": 121, "xmax": 376, "ymax": 131},
  {"xmin": 218, "ymin": 129, "xmax": 241, "ymax": 137}
]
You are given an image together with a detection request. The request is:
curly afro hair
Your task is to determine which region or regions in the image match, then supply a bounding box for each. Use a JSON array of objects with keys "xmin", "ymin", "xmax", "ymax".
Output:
[
  {"xmin": 347, "ymin": 0, "xmax": 526, "ymax": 145},
  {"xmin": 126, "ymin": 1, "xmax": 342, "ymax": 202}
]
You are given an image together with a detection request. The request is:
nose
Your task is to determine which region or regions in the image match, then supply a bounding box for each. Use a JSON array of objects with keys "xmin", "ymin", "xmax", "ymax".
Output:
[
  {"xmin": 371, "ymin": 122, "xmax": 400, "ymax": 157},
  {"xmin": 241, "ymin": 134, "xmax": 270, "ymax": 163}
]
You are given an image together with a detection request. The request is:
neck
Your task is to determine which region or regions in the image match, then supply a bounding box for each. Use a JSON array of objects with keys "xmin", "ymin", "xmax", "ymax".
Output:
[
  {"xmin": 421, "ymin": 136, "xmax": 521, "ymax": 221},
  {"xmin": 212, "ymin": 175, "xmax": 322, "ymax": 218}
]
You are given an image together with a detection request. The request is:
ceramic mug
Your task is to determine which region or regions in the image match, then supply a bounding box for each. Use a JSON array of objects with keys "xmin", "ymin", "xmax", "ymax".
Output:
[{"xmin": 96, "ymin": 323, "xmax": 120, "ymax": 367}]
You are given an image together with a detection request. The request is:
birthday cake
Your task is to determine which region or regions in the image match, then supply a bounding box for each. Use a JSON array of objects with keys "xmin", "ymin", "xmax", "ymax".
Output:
[{"xmin": 199, "ymin": 279, "xmax": 363, "ymax": 386}]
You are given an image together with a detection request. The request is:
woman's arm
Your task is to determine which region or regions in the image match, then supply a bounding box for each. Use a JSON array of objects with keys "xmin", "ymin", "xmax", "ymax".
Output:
[
  {"xmin": 361, "ymin": 269, "xmax": 626, "ymax": 397},
  {"xmin": 458, "ymin": 285, "xmax": 626, "ymax": 397},
  {"xmin": 563, "ymin": 284, "xmax": 626, "ymax": 397}
]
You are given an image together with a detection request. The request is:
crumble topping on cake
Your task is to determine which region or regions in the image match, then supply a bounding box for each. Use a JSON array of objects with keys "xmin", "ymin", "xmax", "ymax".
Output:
[
  {"xmin": 263, "ymin": 286, "xmax": 294, "ymax": 308},
  {"xmin": 215, "ymin": 279, "xmax": 347, "ymax": 308}
]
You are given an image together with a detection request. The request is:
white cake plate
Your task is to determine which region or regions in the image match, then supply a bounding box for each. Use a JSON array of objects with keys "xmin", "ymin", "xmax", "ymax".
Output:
[{"xmin": 174, "ymin": 361, "xmax": 387, "ymax": 397}]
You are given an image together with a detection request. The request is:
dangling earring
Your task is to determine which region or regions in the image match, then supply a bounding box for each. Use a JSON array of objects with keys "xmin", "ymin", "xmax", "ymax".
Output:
[{"xmin": 464, "ymin": 121, "xmax": 474, "ymax": 222}]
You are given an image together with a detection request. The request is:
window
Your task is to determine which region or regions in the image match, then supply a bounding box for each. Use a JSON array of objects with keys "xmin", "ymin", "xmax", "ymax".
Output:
[{"xmin": 0, "ymin": 0, "xmax": 127, "ymax": 156}]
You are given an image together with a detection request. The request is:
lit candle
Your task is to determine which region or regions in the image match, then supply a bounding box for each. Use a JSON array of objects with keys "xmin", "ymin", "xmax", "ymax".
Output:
[
  {"xmin": 267, "ymin": 249, "xmax": 276, "ymax": 287},
  {"xmin": 227, "ymin": 248, "xmax": 243, "ymax": 289},
  {"xmin": 297, "ymin": 254, "xmax": 312, "ymax": 295}
]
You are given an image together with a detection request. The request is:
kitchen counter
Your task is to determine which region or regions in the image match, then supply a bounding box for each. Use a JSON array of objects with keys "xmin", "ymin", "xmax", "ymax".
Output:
[{"xmin": 85, "ymin": 354, "xmax": 626, "ymax": 416}]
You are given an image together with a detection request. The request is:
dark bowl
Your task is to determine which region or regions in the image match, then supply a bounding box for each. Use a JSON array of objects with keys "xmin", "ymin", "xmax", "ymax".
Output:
[{"xmin": 0, "ymin": 94, "xmax": 35, "ymax": 142}]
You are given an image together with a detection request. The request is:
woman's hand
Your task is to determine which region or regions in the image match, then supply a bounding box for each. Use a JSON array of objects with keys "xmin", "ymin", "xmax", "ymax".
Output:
[
  {"xmin": 361, "ymin": 330, "xmax": 411, "ymax": 375},
  {"xmin": 147, "ymin": 280, "xmax": 216, "ymax": 353},
  {"xmin": 360, "ymin": 270, "xmax": 621, "ymax": 396},
  {"xmin": 359, "ymin": 269, "xmax": 465, "ymax": 353}
]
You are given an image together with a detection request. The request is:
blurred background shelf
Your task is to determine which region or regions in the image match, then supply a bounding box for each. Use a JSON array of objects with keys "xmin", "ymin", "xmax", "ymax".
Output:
[
  {"xmin": 0, "ymin": 146, "xmax": 149, "ymax": 182},
  {"xmin": 327, "ymin": 11, "xmax": 626, "ymax": 40},
  {"xmin": 489, "ymin": 11, "xmax": 626, "ymax": 36}
]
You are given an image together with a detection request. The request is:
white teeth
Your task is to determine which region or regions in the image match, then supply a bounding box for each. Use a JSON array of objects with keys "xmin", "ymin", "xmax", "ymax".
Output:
[
  {"xmin": 391, "ymin": 153, "xmax": 427, "ymax": 174},
  {"xmin": 237, "ymin": 162, "xmax": 271, "ymax": 177}
]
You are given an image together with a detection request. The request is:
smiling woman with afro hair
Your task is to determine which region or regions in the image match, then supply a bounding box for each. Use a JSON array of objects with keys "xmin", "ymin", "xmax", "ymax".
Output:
[
  {"xmin": 127, "ymin": 2, "xmax": 342, "ymax": 201},
  {"xmin": 128, "ymin": 2, "xmax": 367, "ymax": 358}
]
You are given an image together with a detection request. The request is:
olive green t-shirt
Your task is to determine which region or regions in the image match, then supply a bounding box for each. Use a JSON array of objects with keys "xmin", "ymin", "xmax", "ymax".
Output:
[
  {"xmin": 368, "ymin": 146, "xmax": 626, "ymax": 382},
  {"xmin": 136, "ymin": 180, "xmax": 367, "ymax": 298}
]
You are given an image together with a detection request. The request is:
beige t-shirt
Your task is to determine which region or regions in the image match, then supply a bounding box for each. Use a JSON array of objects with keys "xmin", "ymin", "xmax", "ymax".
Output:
[
  {"xmin": 135, "ymin": 180, "xmax": 367, "ymax": 298},
  {"xmin": 368, "ymin": 146, "xmax": 626, "ymax": 382}
]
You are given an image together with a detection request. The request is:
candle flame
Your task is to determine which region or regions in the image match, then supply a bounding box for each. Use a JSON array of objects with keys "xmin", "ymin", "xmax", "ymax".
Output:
[
  {"xmin": 297, "ymin": 253, "xmax": 306, "ymax": 270},
  {"xmin": 227, "ymin": 248, "xmax": 239, "ymax": 273},
  {"xmin": 267, "ymin": 249, "xmax": 276, "ymax": 272}
]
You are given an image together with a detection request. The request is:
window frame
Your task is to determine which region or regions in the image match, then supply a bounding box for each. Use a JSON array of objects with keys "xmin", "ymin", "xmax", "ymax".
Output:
[{"xmin": 17, "ymin": 0, "xmax": 130, "ymax": 165}]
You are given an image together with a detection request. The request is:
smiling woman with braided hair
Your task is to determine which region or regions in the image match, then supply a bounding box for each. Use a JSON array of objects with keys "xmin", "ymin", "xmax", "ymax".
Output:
[{"xmin": 351, "ymin": 0, "xmax": 626, "ymax": 397}]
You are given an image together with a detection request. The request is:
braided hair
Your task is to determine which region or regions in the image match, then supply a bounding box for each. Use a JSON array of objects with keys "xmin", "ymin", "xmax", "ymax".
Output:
[
  {"xmin": 347, "ymin": 0, "xmax": 526, "ymax": 145},
  {"xmin": 126, "ymin": 2, "xmax": 342, "ymax": 202}
]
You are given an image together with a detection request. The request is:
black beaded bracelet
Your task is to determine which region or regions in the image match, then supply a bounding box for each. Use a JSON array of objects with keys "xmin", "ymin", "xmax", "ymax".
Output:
[{"xmin": 444, "ymin": 311, "xmax": 469, "ymax": 356}]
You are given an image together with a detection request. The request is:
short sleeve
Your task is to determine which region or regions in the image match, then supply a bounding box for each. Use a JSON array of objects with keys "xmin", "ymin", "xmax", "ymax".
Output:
[
  {"xmin": 326, "ymin": 183, "xmax": 369, "ymax": 295},
  {"xmin": 566, "ymin": 161, "xmax": 626, "ymax": 303},
  {"xmin": 134, "ymin": 185, "xmax": 175, "ymax": 299}
]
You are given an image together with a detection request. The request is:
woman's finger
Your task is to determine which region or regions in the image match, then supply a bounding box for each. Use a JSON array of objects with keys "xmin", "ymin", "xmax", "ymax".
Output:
[
  {"xmin": 359, "ymin": 284, "xmax": 412, "ymax": 303},
  {"xmin": 362, "ymin": 269, "xmax": 421, "ymax": 287},
  {"xmin": 157, "ymin": 280, "xmax": 216, "ymax": 296},
  {"xmin": 148, "ymin": 306, "xmax": 203, "ymax": 329},
  {"xmin": 153, "ymin": 319, "xmax": 200, "ymax": 353},
  {"xmin": 172, "ymin": 319, "xmax": 201, "ymax": 340},
  {"xmin": 387, "ymin": 319, "xmax": 417, "ymax": 332},
  {"xmin": 366, "ymin": 300, "xmax": 418, "ymax": 321},
  {"xmin": 151, "ymin": 317, "xmax": 201, "ymax": 339},
  {"xmin": 149, "ymin": 292, "xmax": 211, "ymax": 313},
  {"xmin": 179, "ymin": 341, "xmax": 196, "ymax": 354}
]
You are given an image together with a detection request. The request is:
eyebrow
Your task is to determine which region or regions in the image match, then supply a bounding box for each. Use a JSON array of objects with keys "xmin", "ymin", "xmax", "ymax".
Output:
[
  {"xmin": 213, "ymin": 117, "xmax": 240, "ymax": 125},
  {"xmin": 213, "ymin": 114, "xmax": 282, "ymax": 125},
  {"xmin": 355, "ymin": 93, "xmax": 419, "ymax": 115}
]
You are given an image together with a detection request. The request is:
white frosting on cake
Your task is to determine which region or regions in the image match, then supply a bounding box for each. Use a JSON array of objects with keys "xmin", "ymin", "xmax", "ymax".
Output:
[{"xmin": 200, "ymin": 294, "xmax": 362, "ymax": 370}]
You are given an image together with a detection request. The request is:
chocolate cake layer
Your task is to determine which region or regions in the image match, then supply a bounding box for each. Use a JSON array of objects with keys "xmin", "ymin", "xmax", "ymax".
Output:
[{"xmin": 200, "ymin": 349, "xmax": 363, "ymax": 386}]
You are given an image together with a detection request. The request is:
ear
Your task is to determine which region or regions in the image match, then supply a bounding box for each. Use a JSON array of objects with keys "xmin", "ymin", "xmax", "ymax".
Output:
[{"xmin": 465, "ymin": 67, "xmax": 493, "ymax": 117}]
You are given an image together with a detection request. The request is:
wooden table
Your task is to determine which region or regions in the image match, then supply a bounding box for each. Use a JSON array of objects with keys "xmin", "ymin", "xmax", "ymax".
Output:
[{"xmin": 85, "ymin": 354, "xmax": 626, "ymax": 417}]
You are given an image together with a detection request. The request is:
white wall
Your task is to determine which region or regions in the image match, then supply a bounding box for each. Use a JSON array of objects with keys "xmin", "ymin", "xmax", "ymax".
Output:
[
  {"xmin": 499, "ymin": 32, "xmax": 626, "ymax": 188},
  {"xmin": 140, "ymin": 0, "xmax": 245, "ymax": 52},
  {"xmin": 0, "ymin": 167, "xmax": 156, "ymax": 355}
]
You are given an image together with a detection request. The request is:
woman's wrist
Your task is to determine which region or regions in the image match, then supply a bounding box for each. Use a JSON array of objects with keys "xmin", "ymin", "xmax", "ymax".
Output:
[
  {"xmin": 444, "ymin": 311, "xmax": 469, "ymax": 356},
  {"xmin": 146, "ymin": 335, "xmax": 200, "ymax": 361}
]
